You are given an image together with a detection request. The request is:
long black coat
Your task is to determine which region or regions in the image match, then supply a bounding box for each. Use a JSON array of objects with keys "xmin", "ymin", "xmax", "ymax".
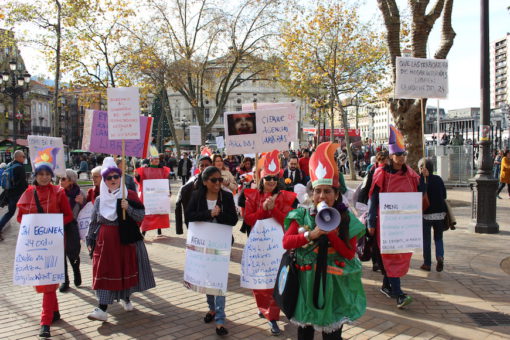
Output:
[{"xmin": 185, "ymin": 189, "xmax": 238, "ymax": 227}]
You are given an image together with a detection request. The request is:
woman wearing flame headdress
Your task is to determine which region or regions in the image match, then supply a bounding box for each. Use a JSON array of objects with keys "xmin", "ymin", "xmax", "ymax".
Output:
[
  {"xmin": 367, "ymin": 125, "xmax": 420, "ymax": 309},
  {"xmin": 283, "ymin": 142, "xmax": 366, "ymax": 340},
  {"xmin": 243, "ymin": 150, "xmax": 298, "ymax": 336}
]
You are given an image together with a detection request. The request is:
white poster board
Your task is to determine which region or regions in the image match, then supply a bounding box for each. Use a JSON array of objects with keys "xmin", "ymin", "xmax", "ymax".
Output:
[
  {"xmin": 81, "ymin": 109, "xmax": 93, "ymax": 151},
  {"xmin": 13, "ymin": 214, "xmax": 65, "ymax": 286},
  {"xmin": 215, "ymin": 136, "xmax": 225, "ymax": 149},
  {"xmin": 224, "ymin": 103, "xmax": 297, "ymax": 154},
  {"xmin": 184, "ymin": 222, "xmax": 233, "ymax": 296},
  {"xmin": 240, "ymin": 218, "xmax": 285, "ymax": 289},
  {"xmin": 107, "ymin": 87, "xmax": 141, "ymax": 140},
  {"xmin": 27, "ymin": 135, "xmax": 66, "ymax": 178},
  {"xmin": 143, "ymin": 179, "xmax": 171, "ymax": 215},
  {"xmin": 379, "ymin": 192, "xmax": 423, "ymax": 254},
  {"xmin": 77, "ymin": 202, "xmax": 94, "ymax": 241},
  {"xmin": 189, "ymin": 126, "xmax": 202, "ymax": 145},
  {"xmin": 395, "ymin": 57, "xmax": 448, "ymax": 99}
]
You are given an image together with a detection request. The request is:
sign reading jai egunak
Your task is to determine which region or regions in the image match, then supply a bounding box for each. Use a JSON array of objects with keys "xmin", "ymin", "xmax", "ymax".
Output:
[
  {"xmin": 183, "ymin": 222, "xmax": 233, "ymax": 296},
  {"xmin": 379, "ymin": 192, "xmax": 423, "ymax": 254},
  {"xmin": 224, "ymin": 103, "xmax": 297, "ymax": 155},
  {"xmin": 107, "ymin": 87, "xmax": 141, "ymax": 140},
  {"xmin": 13, "ymin": 214, "xmax": 65, "ymax": 286},
  {"xmin": 395, "ymin": 57, "xmax": 448, "ymax": 99}
]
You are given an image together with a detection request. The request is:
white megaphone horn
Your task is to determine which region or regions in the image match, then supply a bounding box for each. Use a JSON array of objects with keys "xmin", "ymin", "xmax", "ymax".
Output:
[{"xmin": 315, "ymin": 201, "xmax": 341, "ymax": 232}]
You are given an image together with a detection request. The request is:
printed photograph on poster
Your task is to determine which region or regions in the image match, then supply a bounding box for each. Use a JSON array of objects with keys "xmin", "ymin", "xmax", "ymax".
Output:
[{"xmin": 226, "ymin": 112, "xmax": 257, "ymax": 135}]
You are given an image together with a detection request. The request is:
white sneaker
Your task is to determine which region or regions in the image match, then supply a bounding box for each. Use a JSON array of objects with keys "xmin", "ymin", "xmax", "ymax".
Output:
[
  {"xmin": 121, "ymin": 300, "xmax": 134, "ymax": 312},
  {"xmin": 87, "ymin": 308, "xmax": 108, "ymax": 321}
]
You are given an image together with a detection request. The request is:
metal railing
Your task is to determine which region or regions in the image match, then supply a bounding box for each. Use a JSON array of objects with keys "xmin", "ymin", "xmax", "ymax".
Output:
[{"xmin": 425, "ymin": 145, "xmax": 474, "ymax": 186}]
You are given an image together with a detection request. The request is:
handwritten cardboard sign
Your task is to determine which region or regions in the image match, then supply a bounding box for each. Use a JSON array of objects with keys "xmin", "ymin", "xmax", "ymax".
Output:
[
  {"xmin": 82, "ymin": 110, "xmax": 153, "ymax": 158},
  {"xmin": 240, "ymin": 218, "xmax": 285, "ymax": 289},
  {"xmin": 13, "ymin": 214, "xmax": 65, "ymax": 286},
  {"xmin": 183, "ymin": 222, "xmax": 233, "ymax": 296},
  {"xmin": 27, "ymin": 135, "xmax": 66, "ymax": 178},
  {"xmin": 77, "ymin": 202, "xmax": 93, "ymax": 241},
  {"xmin": 224, "ymin": 103, "xmax": 297, "ymax": 154},
  {"xmin": 395, "ymin": 57, "xmax": 448, "ymax": 99},
  {"xmin": 143, "ymin": 179, "xmax": 171, "ymax": 215},
  {"xmin": 379, "ymin": 192, "xmax": 423, "ymax": 254},
  {"xmin": 107, "ymin": 87, "xmax": 141, "ymax": 140},
  {"xmin": 189, "ymin": 126, "xmax": 201, "ymax": 145}
]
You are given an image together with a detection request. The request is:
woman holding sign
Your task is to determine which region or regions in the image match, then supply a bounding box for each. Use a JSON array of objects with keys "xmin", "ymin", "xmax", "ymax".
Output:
[
  {"xmin": 244, "ymin": 150, "xmax": 298, "ymax": 336},
  {"xmin": 185, "ymin": 166, "xmax": 238, "ymax": 336},
  {"xmin": 86, "ymin": 157, "xmax": 155, "ymax": 322},
  {"xmin": 135, "ymin": 146, "xmax": 172, "ymax": 238},
  {"xmin": 17, "ymin": 149, "xmax": 74, "ymax": 339},
  {"xmin": 367, "ymin": 126, "xmax": 421, "ymax": 309},
  {"xmin": 283, "ymin": 142, "xmax": 366, "ymax": 340}
]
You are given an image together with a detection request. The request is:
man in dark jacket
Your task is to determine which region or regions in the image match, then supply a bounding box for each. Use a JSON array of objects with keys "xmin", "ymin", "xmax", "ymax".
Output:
[
  {"xmin": 175, "ymin": 156, "xmax": 212, "ymax": 234},
  {"xmin": 177, "ymin": 152, "xmax": 193, "ymax": 185},
  {"xmin": 0, "ymin": 150, "xmax": 28, "ymax": 240},
  {"xmin": 282, "ymin": 155, "xmax": 305, "ymax": 191}
]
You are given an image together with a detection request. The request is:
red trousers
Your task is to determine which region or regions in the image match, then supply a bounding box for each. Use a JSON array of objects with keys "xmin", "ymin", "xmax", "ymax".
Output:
[
  {"xmin": 41, "ymin": 291, "xmax": 59, "ymax": 325},
  {"xmin": 253, "ymin": 289, "xmax": 280, "ymax": 321}
]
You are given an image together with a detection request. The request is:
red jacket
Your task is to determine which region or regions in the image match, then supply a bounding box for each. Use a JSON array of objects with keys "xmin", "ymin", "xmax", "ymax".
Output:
[
  {"xmin": 17, "ymin": 184, "xmax": 74, "ymax": 225},
  {"xmin": 244, "ymin": 189, "xmax": 297, "ymax": 228}
]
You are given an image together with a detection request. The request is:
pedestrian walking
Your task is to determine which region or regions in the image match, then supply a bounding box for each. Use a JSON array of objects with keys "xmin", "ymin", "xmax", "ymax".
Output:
[
  {"xmin": 243, "ymin": 150, "xmax": 298, "ymax": 336},
  {"xmin": 177, "ymin": 152, "xmax": 193, "ymax": 185},
  {"xmin": 86, "ymin": 157, "xmax": 156, "ymax": 322},
  {"xmin": 185, "ymin": 166, "xmax": 238, "ymax": 336},
  {"xmin": 86, "ymin": 166, "xmax": 102, "ymax": 203},
  {"xmin": 0, "ymin": 150, "xmax": 28, "ymax": 241},
  {"xmin": 283, "ymin": 142, "xmax": 366, "ymax": 340},
  {"xmin": 58, "ymin": 169, "xmax": 86, "ymax": 292},
  {"xmin": 418, "ymin": 158, "xmax": 447, "ymax": 272},
  {"xmin": 368, "ymin": 126, "xmax": 420, "ymax": 309},
  {"xmin": 16, "ymin": 150, "xmax": 74, "ymax": 338},
  {"xmin": 496, "ymin": 150, "xmax": 510, "ymax": 199}
]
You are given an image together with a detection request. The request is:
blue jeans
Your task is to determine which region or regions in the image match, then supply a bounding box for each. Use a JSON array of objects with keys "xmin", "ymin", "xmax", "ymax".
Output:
[
  {"xmin": 206, "ymin": 294, "xmax": 226, "ymax": 324},
  {"xmin": 383, "ymin": 276, "xmax": 403, "ymax": 296},
  {"xmin": 0, "ymin": 196, "xmax": 18, "ymax": 232},
  {"xmin": 422, "ymin": 219, "xmax": 445, "ymax": 266}
]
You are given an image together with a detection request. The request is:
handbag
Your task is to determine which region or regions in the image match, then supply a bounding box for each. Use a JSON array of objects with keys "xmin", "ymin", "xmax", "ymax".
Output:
[
  {"xmin": 443, "ymin": 199, "xmax": 456, "ymax": 231},
  {"xmin": 356, "ymin": 229, "xmax": 374, "ymax": 262},
  {"xmin": 273, "ymin": 250, "xmax": 299, "ymax": 319}
]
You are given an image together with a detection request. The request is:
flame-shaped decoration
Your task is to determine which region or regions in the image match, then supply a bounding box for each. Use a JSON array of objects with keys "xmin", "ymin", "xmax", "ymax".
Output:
[
  {"xmin": 262, "ymin": 150, "xmax": 280, "ymax": 176},
  {"xmin": 389, "ymin": 125, "xmax": 406, "ymax": 154},
  {"xmin": 315, "ymin": 161, "xmax": 327, "ymax": 179},
  {"xmin": 268, "ymin": 159, "xmax": 277, "ymax": 172},
  {"xmin": 34, "ymin": 147, "xmax": 60, "ymax": 170},
  {"xmin": 309, "ymin": 142, "xmax": 339, "ymax": 188},
  {"xmin": 201, "ymin": 147, "xmax": 212, "ymax": 157}
]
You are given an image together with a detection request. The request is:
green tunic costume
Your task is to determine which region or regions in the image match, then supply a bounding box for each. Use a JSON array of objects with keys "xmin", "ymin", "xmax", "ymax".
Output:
[{"xmin": 284, "ymin": 207, "xmax": 366, "ymax": 332}]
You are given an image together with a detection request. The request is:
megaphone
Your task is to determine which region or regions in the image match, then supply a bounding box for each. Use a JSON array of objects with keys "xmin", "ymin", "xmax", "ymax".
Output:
[{"xmin": 315, "ymin": 201, "xmax": 341, "ymax": 231}]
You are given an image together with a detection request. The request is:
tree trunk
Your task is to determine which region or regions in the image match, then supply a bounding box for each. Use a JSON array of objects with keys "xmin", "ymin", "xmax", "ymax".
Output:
[
  {"xmin": 330, "ymin": 103, "xmax": 335, "ymax": 142},
  {"xmin": 52, "ymin": 0, "xmax": 62, "ymax": 137}
]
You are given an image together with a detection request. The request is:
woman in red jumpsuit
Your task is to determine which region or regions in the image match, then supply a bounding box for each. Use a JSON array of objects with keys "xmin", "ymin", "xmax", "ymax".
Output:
[
  {"xmin": 243, "ymin": 150, "xmax": 298, "ymax": 336},
  {"xmin": 17, "ymin": 150, "xmax": 74, "ymax": 338},
  {"xmin": 135, "ymin": 147, "xmax": 171, "ymax": 237}
]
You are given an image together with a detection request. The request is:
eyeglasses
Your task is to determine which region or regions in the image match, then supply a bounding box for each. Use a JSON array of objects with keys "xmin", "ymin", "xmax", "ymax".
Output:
[
  {"xmin": 208, "ymin": 177, "xmax": 224, "ymax": 183},
  {"xmin": 394, "ymin": 152, "xmax": 407, "ymax": 157},
  {"xmin": 105, "ymin": 174, "xmax": 120, "ymax": 181},
  {"xmin": 264, "ymin": 175, "xmax": 279, "ymax": 182},
  {"xmin": 59, "ymin": 177, "xmax": 68, "ymax": 181}
]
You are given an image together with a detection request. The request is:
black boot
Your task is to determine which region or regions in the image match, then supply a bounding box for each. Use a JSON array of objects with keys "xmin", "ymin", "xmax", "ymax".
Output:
[
  {"xmin": 39, "ymin": 325, "xmax": 50, "ymax": 338},
  {"xmin": 59, "ymin": 259, "xmax": 70, "ymax": 292},
  {"xmin": 71, "ymin": 258, "xmax": 81, "ymax": 287}
]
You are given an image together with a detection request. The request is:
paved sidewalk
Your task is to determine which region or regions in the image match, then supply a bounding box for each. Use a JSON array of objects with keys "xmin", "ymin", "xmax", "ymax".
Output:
[{"xmin": 0, "ymin": 181, "xmax": 509, "ymax": 339}]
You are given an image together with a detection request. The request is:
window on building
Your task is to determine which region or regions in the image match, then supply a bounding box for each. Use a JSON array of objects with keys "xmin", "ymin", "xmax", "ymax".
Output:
[{"xmin": 235, "ymin": 106, "xmax": 242, "ymax": 112}]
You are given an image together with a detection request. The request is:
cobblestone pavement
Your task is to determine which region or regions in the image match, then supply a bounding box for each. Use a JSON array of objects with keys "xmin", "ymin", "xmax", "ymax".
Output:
[{"xmin": 1, "ymin": 181, "xmax": 509, "ymax": 340}]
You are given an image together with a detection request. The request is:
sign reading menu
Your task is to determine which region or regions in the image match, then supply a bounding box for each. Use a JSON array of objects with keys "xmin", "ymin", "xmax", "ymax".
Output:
[
  {"xmin": 107, "ymin": 87, "xmax": 141, "ymax": 140},
  {"xmin": 379, "ymin": 192, "xmax": 423, "ymax": 254}
]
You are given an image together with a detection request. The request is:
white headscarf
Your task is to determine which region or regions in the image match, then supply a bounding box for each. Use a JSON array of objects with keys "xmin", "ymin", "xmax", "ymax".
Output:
[{"xmin": 99, "ymin": 157, "xmax": 127, "ymax": 221}]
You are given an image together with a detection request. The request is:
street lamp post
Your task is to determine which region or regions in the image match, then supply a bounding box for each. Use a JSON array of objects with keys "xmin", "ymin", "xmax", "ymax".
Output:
[
  {"xmin": 471, "ymin": 0, "xmax": 499, "ymax": 234},
  {"xmin": 0, "ymin": 59, "xmax": 31, "ymax": 143},
  {"xmin": 180, "ymin": 118, "xmax": 190, "ymax": 142}
]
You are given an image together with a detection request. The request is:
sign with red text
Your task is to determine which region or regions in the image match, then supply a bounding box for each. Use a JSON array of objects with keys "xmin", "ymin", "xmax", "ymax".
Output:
[
  {"xmin": 107, "ymin": 87, "xmax": 140, "ymax": 140},
  {"xmin": 225, "ymin": 103, "xmax": 297, "ymax": 154}
]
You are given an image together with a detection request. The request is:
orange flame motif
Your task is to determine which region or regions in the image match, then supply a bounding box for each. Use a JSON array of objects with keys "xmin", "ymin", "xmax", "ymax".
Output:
[
  {"xmin": 309, "ymin": 142, "xmax": 339, "ymax": 188},
  {"xmin": 201, "ymin": 147, "xmax": 212, "ymax": 157},
  {"xmin": 262, "ymin": 150, "xmax": 280, "ymax": 176}
]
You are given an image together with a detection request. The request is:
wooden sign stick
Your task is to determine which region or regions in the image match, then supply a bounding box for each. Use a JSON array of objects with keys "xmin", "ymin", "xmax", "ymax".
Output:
[{"xmin": 122, "ymin": 139, "xmax": 126, "ymax": 219}]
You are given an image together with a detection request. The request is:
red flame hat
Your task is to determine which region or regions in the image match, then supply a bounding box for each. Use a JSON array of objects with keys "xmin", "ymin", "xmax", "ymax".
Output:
[
  {"xmin": 309, "ymin": 142, "xmax": 340, "ymax": 188},
  {"xmin": 261, "ymin": 150, "xmax": 280, "ymax": 177}
]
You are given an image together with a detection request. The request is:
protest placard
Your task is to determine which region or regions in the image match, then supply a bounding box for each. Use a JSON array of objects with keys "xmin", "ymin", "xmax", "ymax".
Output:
[
  {"xmin": 240, "ymin": 218, "xmax": 285, "ymax": 289},
  {"xmin": 81, "ymin": 109, "xmax": 93, "ymax": 151},
  {"xmin": 189, "ymin": 126, "xmax": 201, "ymax": 145},
  {"xmin": 143, "ymin": 179, "xmax": 171, "ymax": 215},
  {"xmin": 83, "ymin": 110, "xmax": 153, "ymax": 157},
  {"xmin": 27, "ymin": 135, "xmax": 66, "ymax": 177},
  {"xmin": 77, "ymin": 202, "xmax": 94, "ymax": 241},
  {"xmin": 13, "ymin": 214, "xmax": 65, "ymax": 286},
  {"xmin": 215, "ymin": 136, "xmax": 225, "ymax": 149},
  {"xmin": 107, "ymin": 87, "xmax": 141, "ymax": 140},
  {"xmin": 395, "ymin": 57, "xmax": 448, "ymax": 99},
  {"xmin": 183, "ymin": 222, "xmax": 233, "ymax": 296},
  {"xmin": 224, "ymin": 103, "xmax": 297, "ymax": 154},
  {"xmin": 379, "ymin": 192, "xmax": 423, "ymax": 254}
]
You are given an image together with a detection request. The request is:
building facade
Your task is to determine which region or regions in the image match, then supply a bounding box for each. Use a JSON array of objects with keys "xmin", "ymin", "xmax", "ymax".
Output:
[{"xmin": 490, "ymin": 33, "xmax": 510, "ymax": 109}]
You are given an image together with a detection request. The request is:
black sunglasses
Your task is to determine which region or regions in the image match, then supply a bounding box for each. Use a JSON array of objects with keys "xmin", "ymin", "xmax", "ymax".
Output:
[
  {"xmin": 209, "ymin": 177, "xmax": 224, "ymax": 183},
  {"xmin": 394, "ymin": 152, "xmax": 407, "ymax": 157},
  {"xmin": 105, "ymin": 174, "xmax": 120, "ymax": 181},
  {"xmin": 264, "ymin": 175, "xmax": 279, "ymax": 182}
]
